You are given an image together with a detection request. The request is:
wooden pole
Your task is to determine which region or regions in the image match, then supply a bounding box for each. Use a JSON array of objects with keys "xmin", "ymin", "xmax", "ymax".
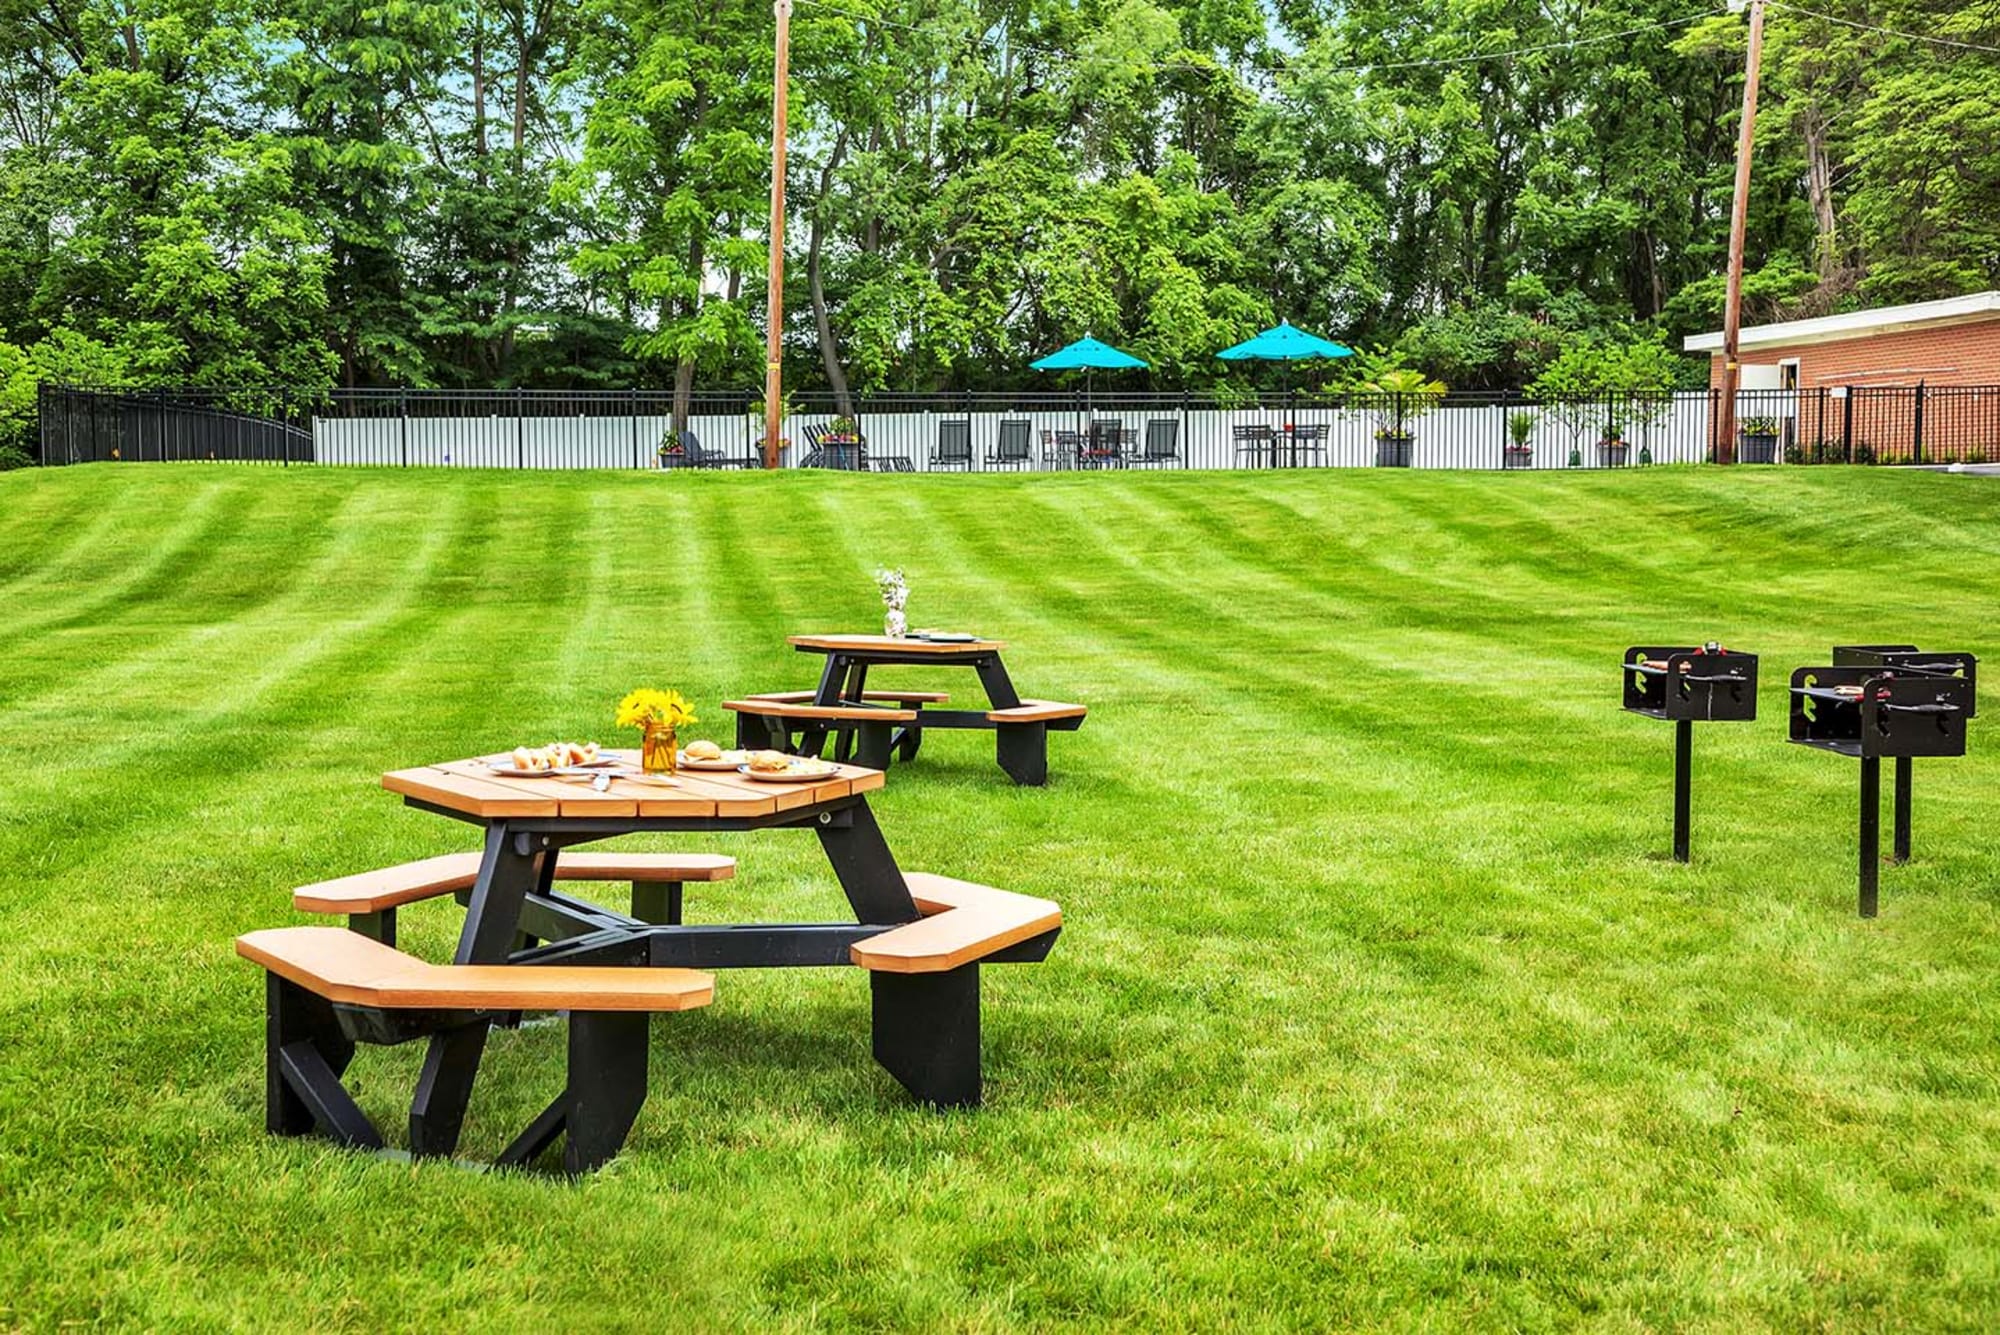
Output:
[
  {"xmin": 763, "ymin": 0, "xmax": 793, "ymax": 470},
  {"xmin": 1717, "ymin": 0, "xmax": 1765, "ymax": 466}
]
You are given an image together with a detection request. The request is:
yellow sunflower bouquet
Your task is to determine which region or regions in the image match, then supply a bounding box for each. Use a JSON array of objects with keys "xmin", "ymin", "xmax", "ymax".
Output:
[{"xmin": 616, "ymin": 688, "xmax": 698, "ymax": 773}]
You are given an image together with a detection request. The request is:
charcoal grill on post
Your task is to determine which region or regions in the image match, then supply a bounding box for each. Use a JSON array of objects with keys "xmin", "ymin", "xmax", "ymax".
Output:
[
  {"xmin": 1830, "ymin": 645, "xmax": 1978, "ymax": 867},
  {"xmin": 1621, "ymin": 645, "xmax": 1758, "ymax": 862},
  {"xmin": 1789, "ymin": 652, "xmax": 1974, "ymax": 917}
]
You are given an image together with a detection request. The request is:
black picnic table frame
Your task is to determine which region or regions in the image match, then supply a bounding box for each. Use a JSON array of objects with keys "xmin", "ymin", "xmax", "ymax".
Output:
[
  {"xmin": 788, "ymin": 637, "xmax": 1078, "ymax": 785},
  {"xmin": 391, "ymin": 782, "xmax": 1056, "ymax": 1158}
]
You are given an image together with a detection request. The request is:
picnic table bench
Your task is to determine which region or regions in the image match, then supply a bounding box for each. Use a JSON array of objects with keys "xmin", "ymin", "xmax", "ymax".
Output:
[
  {"xmin": 233, "ymin": 749, "xmax": 1062, "ymax": 1172},
  {"xmin": 726, "ymin": 634, "xmax": 1087, "ymax": 785}
]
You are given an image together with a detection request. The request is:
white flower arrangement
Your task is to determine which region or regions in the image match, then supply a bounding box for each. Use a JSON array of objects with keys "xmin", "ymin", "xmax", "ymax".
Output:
[{"xmin": 875, "ymin": 567, "xmax": 908, "ymax": 611}]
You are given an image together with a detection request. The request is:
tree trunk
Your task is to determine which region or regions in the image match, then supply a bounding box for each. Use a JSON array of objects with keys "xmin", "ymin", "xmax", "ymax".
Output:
[
  {"xmin": 809, "ymin": 126, "xmax": 853, "ymax": 417},
  {"xmin": 672, "ymin": 232, "xmax": 705, "ymax": 432},
  {"xmin": 1802, "ymin": 104, "xmax": 1839, "ymax": 281}
]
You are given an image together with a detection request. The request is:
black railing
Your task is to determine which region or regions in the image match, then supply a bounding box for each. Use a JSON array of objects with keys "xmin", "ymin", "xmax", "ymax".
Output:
[{"xmin": 36, "ymin": 384, "xmax": 2000, "ymax": 472}]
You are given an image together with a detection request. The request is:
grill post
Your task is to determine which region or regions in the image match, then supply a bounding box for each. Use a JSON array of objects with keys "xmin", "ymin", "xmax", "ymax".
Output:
[
  {"xmin": 1859, "ymin": 756, "xmax": 1880, "ymax": 918},
  {"xmin": 1672, "ymin": 720, "xmax": 1692, "ymax": 863}
]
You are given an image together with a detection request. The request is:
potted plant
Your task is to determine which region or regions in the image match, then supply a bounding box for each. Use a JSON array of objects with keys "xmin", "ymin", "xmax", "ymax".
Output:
[
  {"xmin": 824, "ymin": 414, "xmax": 861, "ymax": 445},
  {"xmin": 656, "ymin": 427, "xmax": 688, "ymax": 468},
  {"xmin": 1597, "ymin": 419, "xmax": 1629, "ymax": 468},
  {"xmin": 1359, "ymin": 368, "xmax": 1446, "ymax": 467},
  {"xmin": 1739, "ymin": 415, "xmax": 1780, "ymax": 464},
  {"xmin": 1504, "ymin": 411, "xmax": 1534, "ymax": 469}
]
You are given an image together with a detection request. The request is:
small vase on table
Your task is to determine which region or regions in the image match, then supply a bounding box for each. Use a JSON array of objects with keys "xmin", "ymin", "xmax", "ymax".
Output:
[
  {"xmin": 617, "ymin": 687, "xmax": 697, "ymax": 777},
  {"xmin": 642, "ymin": 720, "xmax": 678, "ymax": 774},
  {"xmin": 875, "ymin": 567, "xmax": 910, "ymax": 640}
]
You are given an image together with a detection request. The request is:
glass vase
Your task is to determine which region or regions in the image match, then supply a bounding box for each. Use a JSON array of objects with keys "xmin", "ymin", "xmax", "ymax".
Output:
[
  {"xmin": 642, "ymin": 721, "xmax": 678, "ymax": 774},
  {"xmin": 884, "ymin": 607, "xmax": 907, "ymax": 639}
]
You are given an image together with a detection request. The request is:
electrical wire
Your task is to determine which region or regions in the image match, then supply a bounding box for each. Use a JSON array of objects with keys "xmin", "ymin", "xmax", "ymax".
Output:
[
  {"xmin": 792, "ymin": 0, "xmax": 1733, "ymax": 77},
  {"xmin": 1764, "ymin": 1, "xmax": 2000, "ymax": 56}
]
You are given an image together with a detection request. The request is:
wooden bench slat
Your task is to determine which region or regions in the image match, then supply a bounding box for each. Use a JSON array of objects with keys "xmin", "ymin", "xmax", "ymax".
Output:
[
  {"xmin": 548, "ymin": 853, "xmax": 737, "ymax": 883},
  {"xmin": 849, "ymin": 872, "xmax": 1061, "ymax": 974},
  {"xmin": 745, "ymin": 690, "xmax": 949, "ymax": 705},
  {"xmin": 986, "ymin": 700, "xmax": 1088, "ymax": 723},
  {"xmin": 722, "ymin": 699, "xmax": 918, "ymax": 722},
  {"xmin": 294, "ymin": 852, "xmax": 738, "ymax": 915},
  {"xmin": 238, "ymin": 927, "xmax": 714, "ymax": 1012}
]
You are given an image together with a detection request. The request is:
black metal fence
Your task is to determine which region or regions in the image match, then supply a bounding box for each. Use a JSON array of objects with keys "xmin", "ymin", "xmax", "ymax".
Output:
[{"xmin": 36, "ymin": 383, "xmax": 2000, "ymax": 472}]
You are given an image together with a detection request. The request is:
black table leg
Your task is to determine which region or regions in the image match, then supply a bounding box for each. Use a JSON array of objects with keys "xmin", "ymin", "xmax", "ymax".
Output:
[
  {"xmin": 812, "ymin": 653, "xmax": 847, "ymax": 706},
  {"xmin": 564, "ymin": 1011, "xmax": 650, "ymax": 1174},
  {"xmin": 410, "ymin": 822, "xmax": 548, "ymax": 1156},
  {"xmin": 996, "ymin": 722, "xmax": 1049, "ymax": 786},
  {"xmin": 1859, "ymin": 757, "xmax": 1880, "ymax": 919},
  {"xmin": 973, "ymin": 654, "xmax": 1023, "ymax": 711},
  {"xmin": 1892, "ymin": 757, "xmax": 1912, "ymax": 864},
  {"xmin": 816, "ymin": 800, "xmax": 919, "ymax": 924},
  {"xmin": 871, "ymin": 966, "xmax": 981, "ymax": 1108},
  {"xmin": 1672, "ymin": 719, "xmax": 1692, "ymax": 863}
]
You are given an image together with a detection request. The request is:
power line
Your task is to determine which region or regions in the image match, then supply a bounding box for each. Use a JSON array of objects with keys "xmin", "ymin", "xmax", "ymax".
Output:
[
  {"xmin": 792, "ymin": 0, "xmax": 1732, "ymax": 77},
  {"xmin": 1765, "ymin": 2, "xmax": 2000, "ymax": 56}
]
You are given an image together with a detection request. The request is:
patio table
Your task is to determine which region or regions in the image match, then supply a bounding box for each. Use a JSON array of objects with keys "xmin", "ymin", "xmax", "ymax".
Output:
[
  {"xmin": 776, "ymin": 633, "xmax": 1086, "ymax": 784},
  {"xmin": 378, "ymin": 751, "xmax": 1037, "ymax": 1151}
]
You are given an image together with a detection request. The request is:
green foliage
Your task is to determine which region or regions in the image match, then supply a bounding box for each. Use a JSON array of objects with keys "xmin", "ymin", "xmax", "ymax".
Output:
[{"xmin": 0, "ymin": 0, "xmax": 1990, "ymax": 398}]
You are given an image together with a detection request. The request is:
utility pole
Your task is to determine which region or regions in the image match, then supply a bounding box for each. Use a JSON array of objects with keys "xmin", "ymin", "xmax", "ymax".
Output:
[
  {"xmin": 763, "ymin": 0, "xmax": 794, "ymax": 470},
  {"xmin": 1717, "ymin": 0, "xmax": 1766, "ymax": 466}
]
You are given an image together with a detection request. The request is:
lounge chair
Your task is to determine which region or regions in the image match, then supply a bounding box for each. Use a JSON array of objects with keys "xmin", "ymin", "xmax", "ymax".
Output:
[
  {"xmin": 659, "ymin": 427, "xmax": 756, "ymax": 469},
  {"xmin": 1133, "ymin": 418, "xmax": 1181, "ymax": 467},
  {"xmin": 929, "ymin": 420, "xmax": 974, "ymax": 470},
  {"xmin": 989, "ymin": 419, "xmax": 1033, "ymax": 469}
]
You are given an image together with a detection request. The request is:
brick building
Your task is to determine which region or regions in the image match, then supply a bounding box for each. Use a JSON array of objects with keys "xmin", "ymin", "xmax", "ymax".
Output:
[
  {"xmin": 1686, "ymin": 291, "xmax": 2000, "ymax": 391},
  {"xmin": 1685, "ymin": 293, "xmax": 2000, "ymax": 461}
]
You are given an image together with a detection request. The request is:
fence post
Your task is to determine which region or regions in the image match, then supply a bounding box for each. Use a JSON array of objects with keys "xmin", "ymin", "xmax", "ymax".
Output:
[
  {"xmin": 1912, "ymin": 381, "xmax": 1925, "ymax": 463},
  {"xmin": 515, "ymin": 389, "xmax": 526, "ymax": 469},
  {"xmin": 398, "ymin": 390, "xmax": 409, "ymax": 467},
  {"xmin": 1841, "ymin": 387, "xmax": 1854, "ymax": 462},
  {"xmin": 630, "ymin": 387, "xmax": 639, "ymax": 470}
]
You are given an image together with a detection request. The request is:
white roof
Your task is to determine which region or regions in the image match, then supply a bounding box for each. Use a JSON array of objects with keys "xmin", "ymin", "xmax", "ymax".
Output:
[{"xmin": 1685, "ymin": 291, "xmax": 2000, "ymax": 353}]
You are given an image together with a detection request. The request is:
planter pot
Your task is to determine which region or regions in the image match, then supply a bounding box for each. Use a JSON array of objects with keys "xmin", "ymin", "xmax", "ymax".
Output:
[
  {"xmin": 1503, "ymin": 446, "xmax": 1532, "ymax": 470},
  {"xmin": 1597, "ymin": 441, "xmax": 1630, "ymax": 468},
  {"xmin": 1740, "ymin": 433, "xmax": 1779, "ymax": 465},
  {"xmin": 1375, "ymin": 435, "xmax": 1414, "ymax": 467}
]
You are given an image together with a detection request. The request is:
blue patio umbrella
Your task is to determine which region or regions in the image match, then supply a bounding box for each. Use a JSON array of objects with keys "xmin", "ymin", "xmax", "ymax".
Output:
[
  {"xmin": 1217, "ymin": 322, "xmax": 1354, "ymax": 425},
  {"xmin": 1031, "ymin": 336, "xmax": 1149, "ymax": 418},
  {"xmin": 1216, "ymin": 322, "xmax": 1354, "ymax": 365}
]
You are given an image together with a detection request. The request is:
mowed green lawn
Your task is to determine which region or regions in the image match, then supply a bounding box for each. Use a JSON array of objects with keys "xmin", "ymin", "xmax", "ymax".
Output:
[{"xmin": 3, "ymin": 464, "xmax": 1999, "ymax": 1330}]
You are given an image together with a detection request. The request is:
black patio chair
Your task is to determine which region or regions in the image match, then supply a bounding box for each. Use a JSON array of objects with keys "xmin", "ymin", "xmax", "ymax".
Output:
[
  {"xmin": 1050, "ymin": 429, "xmax": 1084, "ymax": 470},
  {"xmin": 1232, "ymin": 423, "xmax": 1272, "ymax": 467},
  {"xmin": 929, "ymin": 419, "xmax": 974, "ymax": 470},
  {"xmin": 1081, "ymin": 420, "xmax": 1125, "ymax": 469},
  {"xmin": 1288, "ymin": 423, "xmax": 1327, "ymax": 466},
  {"xmin": 988, "ymin": 419, "xmax": 1033, "ymax": 469},
  {"xmin": 1133, "ymin": 418, "xmax": 1181, "ymax": 467}
]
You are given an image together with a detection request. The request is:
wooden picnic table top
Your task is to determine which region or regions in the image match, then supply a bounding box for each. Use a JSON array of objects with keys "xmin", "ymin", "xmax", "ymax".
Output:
[
  {"xmin": 788, "ymin": 633, "xmax": 1008, "ymax": 654},
  {"xmin": 383, "ymin": 749, "xmax": 883, "ymax": 821}
]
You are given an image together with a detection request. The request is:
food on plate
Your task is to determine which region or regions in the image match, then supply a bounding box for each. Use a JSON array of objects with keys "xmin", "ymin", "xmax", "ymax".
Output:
[
  {"xmin": 748, "ymin": 750, "xmax": 793, "ymax": 773},
  {"xmin": 500, "ymin": 741, "xmax": 601, "ymax": 772},
  {"xmin": 684, "ymin": 739, "xmax": 723, "ymax": 761}
]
